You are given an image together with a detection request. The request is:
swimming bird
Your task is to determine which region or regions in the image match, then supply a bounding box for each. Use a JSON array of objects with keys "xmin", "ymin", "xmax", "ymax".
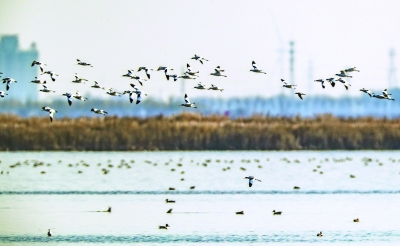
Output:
[
  {"xmin": 31, "ymin": 77, "xmax": 47, "ymax": 84},
  {"xmin": 345, "ymin": 67, "xmax": 360, "ymax": 72},
  {"xmin": 138, "ymin": 67, "xmax": 152, "ymax": 79},
  {"xmin": 62, "ymin": 92, "xmax": 73, "ymax": 106},
  {"xmin": 42, "ymin": 70, "xmax": 58, "ymax": 82},
  {"xmin": 210, "ymin": 68, "xmax": 227, "ymax": 77},
  {"xmin": 317, "ymin": 231, "xmax": 323, "ymax": 237},
  {"xmin": 194, "ymin": 83, "xmax": 207, "ymax": 90},
  {"xmin": 186, "ymin": 64, "xmax": 199, "ymax": 76},
  {"xmin": 314, "ymin": 79, "xmax": 325, "ymax": 89},
  {"xmin": 281, "ymin": 79, "xmax": 296, "ymax": 89},
  {"xmin": 77, "ymin": 59, "xmax": 93, "ymax": 67},
  {"xmin": 72, "ymin": 73, "xmax": 88, "ymax": 84},
  {"xmin": 325, "ymin": 78, "xmax": 336, "ymax": 87},
  {"xmin": 244, "ymin": 176, "xmax": 261, "ymax": 187},
  {"xmin": 106, "ymin": 88, "xmax": 123, "ymax": 97},
  {"xmin": 360, "ymin": 88, "xmax": 373, "ymax": 97},
  {"xmin": 235, "ymin": 211, "xmax": 244, "ymax": 215},
  {"xmin": 166, "ymin": 199, "xmax": 176, "ymax": 203},
  {"xmin": 31, "ymin": 61, "xmax": 46, "ymax": 72},
  {"xmin": 336, "ymin": 78, "xmax": 351, "ymax": 90},
  {"xmin": 208, "ymin": 84, "xmax": 224, "ymax": 92},
  {"xmin": 91, "ymin": 108, "xmax": 108, "ymax": 115},
  {"xmin": 3, "ymin": 77, "xmax": 17, "ymax": 90},
  {"xmin": 39, "ymin": 85, "xmax": 55, "ymax": 93},
  {"xmin": 42, "ymin": 107, "xmax": 57, "ymax": 122},
  {"xmin": 335, "ymin": 70, "xmax": 352, "ymax": 78},
  {"xmin": 250, "ymin": 61, "xmax": 267, "ymax": 74},
  {"xmin": 159, "ymin": 224, "xmax": 170, "ymax": 229},
  {"xmin": 166, "ymin": 208, "xmax": 172, "ymax": 214},
  {"xmin": 0, "ymin": 91, "xmax": 8, "ymax": 98},
  {"xmin": 353, "ymin": 218, "xmax": 359, "ymax": 222},
  {"xmin": 272, "ymin": 210, "xmax": 282, "ymax": 215},
  {"xmin": 91, "ymin": 81, "xmax": 105, "ymax": 90},
  {"xmin": 180, "ymin": 94, "xmax": 197, "ymax": 108},
  {"xmin": 191, "ymin": 54, "xmax": 208, "ymax": 64},
  {"xmin": 295, "ymin": 92, "xmax": 306, "ymax": 99},
  {"xmin": 73, "ymin": 90, "xmax": 88, "ymax": 101},
  {"xmin": 47, "ymin": 229, "xmax": 52, "ymax": 237}
]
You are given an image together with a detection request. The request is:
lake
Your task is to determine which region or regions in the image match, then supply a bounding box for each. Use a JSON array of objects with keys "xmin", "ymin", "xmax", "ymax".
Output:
[{"xmin": 1, "ymin": 151, "xmax": 400, "ymax": 245}]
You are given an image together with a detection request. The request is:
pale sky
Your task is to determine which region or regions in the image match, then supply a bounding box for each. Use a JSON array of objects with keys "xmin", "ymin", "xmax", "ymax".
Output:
[{"xmin": 1, "ymin": 0, "xmax": 400, "ymax": 101}]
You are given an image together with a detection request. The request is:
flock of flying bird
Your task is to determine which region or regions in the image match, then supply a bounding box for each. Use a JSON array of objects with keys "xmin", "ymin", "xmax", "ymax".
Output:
[{"xmin": 0, "ymin": 54, "xmax": 396, "ymax": 122}]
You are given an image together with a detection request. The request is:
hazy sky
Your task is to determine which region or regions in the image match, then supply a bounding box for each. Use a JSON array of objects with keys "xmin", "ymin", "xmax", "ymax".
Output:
[{"xmin": 1, "ymin": 0, "xmax": 400, "ymax": 101}]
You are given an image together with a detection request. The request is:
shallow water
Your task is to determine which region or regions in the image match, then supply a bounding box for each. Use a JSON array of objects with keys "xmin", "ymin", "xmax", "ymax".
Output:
[{"xmin": 0, "ymin": 151, "xmax": 400, "ymax": 245}]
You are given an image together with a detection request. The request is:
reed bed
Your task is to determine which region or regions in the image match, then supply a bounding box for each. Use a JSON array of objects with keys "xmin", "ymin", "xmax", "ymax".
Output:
[{"xmin": 0, "ymin": 113, "xmax": 400, "ymax": 150}]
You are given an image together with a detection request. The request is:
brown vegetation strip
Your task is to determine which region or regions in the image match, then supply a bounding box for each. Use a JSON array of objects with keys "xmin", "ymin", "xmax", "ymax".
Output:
[{"xmin": 0, "ymin": 114, "xmax": 399, "ymax": 151}]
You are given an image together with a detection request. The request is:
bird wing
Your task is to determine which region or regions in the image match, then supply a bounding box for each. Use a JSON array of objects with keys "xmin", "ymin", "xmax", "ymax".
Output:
[
  {"xmin": 184, "ymin": 94, "xmax": 190, "ymax": 104},
  {"xmin": 249, "ymin": 179, "xmax": 253, "ymax": 187},
  {"xmin": 136, "ymin": 92, "xmax": 142, "ymax": 104}
]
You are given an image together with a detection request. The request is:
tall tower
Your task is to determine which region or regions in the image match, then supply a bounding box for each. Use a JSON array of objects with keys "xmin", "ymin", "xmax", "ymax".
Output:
[
  {"xmin": 289, "ymin": 41, "xmax": 295, "ymax": 84},
  {"xmin": 388, "ymin": 48, "xmax": 397, "ymax": 89},
  {"xmin": 0, "ymin": 35, "xmax": 39, "ymax": 102}
]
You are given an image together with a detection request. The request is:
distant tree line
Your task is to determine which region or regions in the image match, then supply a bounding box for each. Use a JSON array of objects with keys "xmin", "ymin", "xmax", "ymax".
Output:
[{"xmin": 0, "ymin": 113, "xmax": 399, "ymax": 151}]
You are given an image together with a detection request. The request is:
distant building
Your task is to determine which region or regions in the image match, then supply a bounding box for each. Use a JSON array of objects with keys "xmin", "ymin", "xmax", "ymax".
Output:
[{"xmin": 0, "ymin": 35, "xmax": 38, "ymax": 101}]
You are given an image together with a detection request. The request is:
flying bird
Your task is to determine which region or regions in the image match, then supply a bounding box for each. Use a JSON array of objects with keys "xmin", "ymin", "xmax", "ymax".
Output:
[
  {"xmin": 336, "ymin": 78, "xmax": 351, "ymax": 90},
  {"xmin": 360, "ymin": 88, "xmax": 373, "ymax": 97},
  {"xmin": 244, "ymin": 176, "xmax": 261, "ymax": 187},
  {"xmin": 91, "ymin": 108, "xmax": 108, "ymax": 115},
  {"xmin": 180, "ymin": 94, "xmax": 197, "ymax": 108},
  {"xmin": 76, "ymin": 59, "xmax": 93, "ymax": 67},
  {"xmin": 39, "ymin": 85, "xmax": 56, "ymax": 93},
  {"xmin": 31, "ymin": 61, "xmax": 46, "ymax": 72},
  {"xmin": 0, "ymin": 91, "xmax": 8, "ymax": 98},
  {"xmin": 138, "ymin": 67, "xmax": 152, "ymax": 79},
  {"xmin": 31, "ymin": 77, "xmax": 47, "ymax": 84},
  {"xmin": 73, "ymin": 90, "xmax": 88, "ymax": 101},
  {"xmin": 208, "ymin": 84, "xmax": 224, "ymax": 92},
  {"xmin": 335, "ymin": 70, "xmax": 352, "ymax": 78},
  {"xmin": 295, "ymin": 92, "xmax": 306, "ymax": 100},
  {"xmin": 191, "ymin": 54, "xmax": 208, "ymax": 64},
  {"xmin": 194, "ymin": 83, "xmax": 207, "ymax": 90},
  {"xmin": 42, "ymin": 106, "xmax": 57, "ymax": 122},
  {"xmin": 250, "ymin": 61, "xmax": 267, "ymax": 74},
  {"xmin": 91, "ymin": 81, "xmax": 105, "ymax": 90},
  {"xmin": 62, "ymin": 92, "xmax": 73, "ymax": 106},
  {"xmin": 314, "ymin": 79, "xmax": 325, "ymax": 89}
]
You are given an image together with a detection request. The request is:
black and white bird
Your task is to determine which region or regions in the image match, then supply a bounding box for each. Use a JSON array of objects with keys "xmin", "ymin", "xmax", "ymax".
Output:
[
  {"xmin": 91, "ymin": 81, "xmax": 105, "ymax": 90},
  {"xmin": 244, "ymin": 176, "xmax": 261, "ymax": 187},
  {"xmin": 186, "ymin": 64, "xmax": 199, "ymax": 76},
  {"xmin": 125, "ymin": 88, "xmax": 147, "ymax": 104},
  {"xmin": 2, "ymin": 77, "xmax": 17, "ymax": 90},
  {"xmin": 194, "ymin": 83, "xmax": 207, "ymax": 90},
  {"xmin": 106, "ymin": 88, "xmax": 123, "ymax": 97},
  {"xmin": 39, "ymin": 85, "xmax": 55, "ymax": 93},
  {"xmin": 314, "ymin": 79, "xmax": 325, "ymax": 89},
  {"xmin": 137, "ymin": 67, "xmax": 152, "ymax": 79},
  {"xmin": 325, "ymin": 78, "xmax": 336, "ymax": 87},
  {"xmin": 272, "ymin": 210, "xmax": 282, "ymax": 215},
  {"xmin": 336, "ymin": 78, "xmax": 351, "ymax": 90},
  {"xmin": 191, "ymin": 54, "xmax": 208, "ymax": 64},
  {"xmin": 122, "ymin": 69, "xmax": 135, "ymax": 78},
  {"xmin": 210, "ymin": 68, "xmax": 227, "ymax": 77},
  {"xmin": 31, "ymin": 77, "xmax": 47, "ymax": 84},
  {"xmin": 31, "ymin": 61, "xmax": 46, "ymax": 72},
  {"xmin": 335, "ymin": 70, "xmax": 352, "ymax": 78},
  {"xmin": 208, "ymin": 84, "xmax": 224, "ymax": 92},
  {"xmin": 250, "ymin": 61, "xmax": 267, "ymax": 74},
  {"xmin": 62, "ymin": 92, "xmax": 73, "ymax": 106},
  {"xmin": 72, "ymin": 73, "xmax": 88, "ymax": 84},
  {"xmin": 42, "ymin": 70, "xmax": 58, "ymax": 82},
  {"xmin": 73, "ymin": 90, "xmax": 88, "ymax": 101},
  {"xmin": 42, "ymin": 106, "xmax": 57, "ymax": 122},
  {"xmin": 130, "ymin": 75, "xmax": 147, "ymax": 86},
  {"xmin": 164, "ymin": 69, "xmax": 179, "ymax": 81},
  {"xmin": 295, "ymin": 92, "xmax": 306, "ymax": 100},
  {"xmin": 91, "ymin": 108, "xmax": 108, "ymax": 115},
  {"xmin": 180, "ymin": 94, "xmax": 197, "ymax": 108},
  {"xmin": 345, "ymin": 67, "xmax": 360, "ymax": 73},
  {"xmin": 281, "ymin": 79, "xmax": 296, "ymax": 89},
  {"xmin": 77, "ymin": 59, "xmax": 93, "ymax": 67},
  {"xmin": 382, "ymin": 89, "xmax": 395, "ymax": 100},
  {"xmin": 157, "ymin": 66, "xmax": 174, "ymax": 71},
  {"xmin": 360, "ymin": 88, "xmax": 373, "ymax": 97},
  {"xmin": 0, "ymin": 91, "xmax": 8, "ymax": 98},
  {"xmin": 179, "ymin": 74, "xmax": 197, "ymax": 80},
  {"xmin": 159, "ymin": 224, "xmax": 170, "ymax": 230},
  {"xmin": 47, "ymin": 229, "xmax": 52, "ymax": 237}
]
